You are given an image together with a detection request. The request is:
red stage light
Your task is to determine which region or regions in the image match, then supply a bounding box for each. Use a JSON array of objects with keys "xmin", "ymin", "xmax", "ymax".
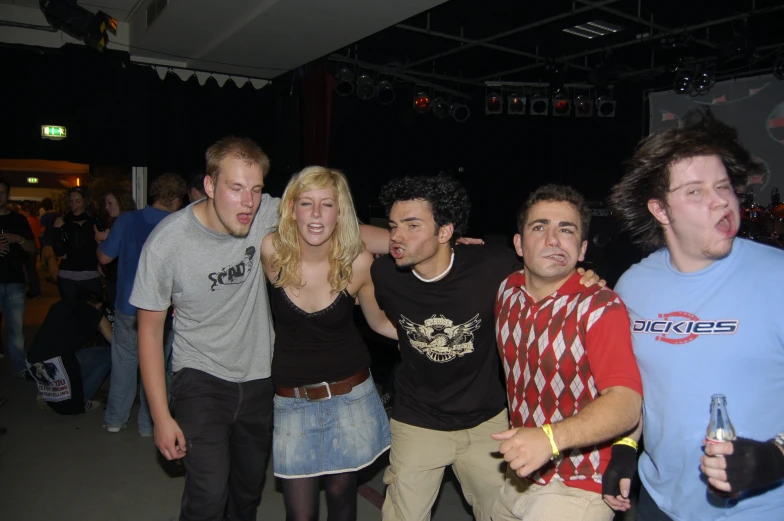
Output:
[
  {"xmin": 414, "ymin": 92, "xmax": 431, "ymax": 113},
  {"xmin": 486, "ymin": 95, "xmax": 502, "ymax": 114},
  {"xmin": 554, "ymin": 99, "xmax": 570, "ymax": 115},
  {"xmin": 508, "ymin": 96, "xmax": 525, "ymax": 114}
]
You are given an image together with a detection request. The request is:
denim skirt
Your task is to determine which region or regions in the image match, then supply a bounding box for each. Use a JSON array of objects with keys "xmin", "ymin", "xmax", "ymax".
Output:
[{"xmin": 273, "ymin": 374, "xmax": 391, "ymax": 479}]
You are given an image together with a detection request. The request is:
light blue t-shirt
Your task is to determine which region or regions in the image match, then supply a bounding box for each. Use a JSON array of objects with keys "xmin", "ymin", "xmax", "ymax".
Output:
[
  {"xmin": 616, "ymin": 238, "xmax": 784, "ymax": 521},
  {"xmin": 99, "ymin": 206, "xmax": 170, "ymax": 315}
]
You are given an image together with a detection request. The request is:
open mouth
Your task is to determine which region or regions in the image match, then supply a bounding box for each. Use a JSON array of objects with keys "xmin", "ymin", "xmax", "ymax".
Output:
[
  {"xmin": 390, "ymin": 245, "xmax": 405, "ymax": 259},
  {"xmin": 307, "ymin": 224, "xmax": 324, "ymax": 233},
  {"xmin": 716, "ymin": 212, "xmax": 735, "ymax": 236},
  {"xmin": 237, "ymin": 214, "xmax": 251, "ymax": 224}
]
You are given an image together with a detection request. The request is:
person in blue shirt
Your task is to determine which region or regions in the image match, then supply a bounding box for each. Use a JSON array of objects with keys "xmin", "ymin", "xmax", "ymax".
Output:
[
  {"xmin": 601, "ymin": 109, "xmax": 784, "ymax": 521},
  {"xmin": 99, "ymin": 173, "xmax": 187, "ymax": 437}
]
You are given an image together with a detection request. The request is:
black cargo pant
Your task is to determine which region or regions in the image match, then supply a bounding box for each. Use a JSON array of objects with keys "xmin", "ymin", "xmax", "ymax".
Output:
[
  {"xmin": 636, "ymin": 485, "xmax": 674, "ymax": 521},
  {"xmin": 171, "ymin": 368, "xmax": 274, "ymax": 521}
]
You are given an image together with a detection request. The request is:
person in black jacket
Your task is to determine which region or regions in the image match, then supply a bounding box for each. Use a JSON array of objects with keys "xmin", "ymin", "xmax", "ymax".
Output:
[
  {"xmin": 53, "ymin": 187, "xmax": 104, "ymax": 301},
  {"xmin": 0, "ymin": 179, "xmax": 36, "ymax": 377},
  {"xmin": 27, "ymin": 290, "xmax": 112, "ymax": 414}
]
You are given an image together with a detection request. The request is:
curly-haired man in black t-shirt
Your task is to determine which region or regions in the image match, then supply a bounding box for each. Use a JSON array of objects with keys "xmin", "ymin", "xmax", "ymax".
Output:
[{"xmin": 371, "ymin": 175, "xmax": 517, "ymax": 521}]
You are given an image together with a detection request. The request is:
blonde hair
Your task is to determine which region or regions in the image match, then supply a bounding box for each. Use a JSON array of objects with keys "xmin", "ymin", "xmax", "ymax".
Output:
[{"xmin": 271, "ymin": 167, "xmax": 363, "ymax": 293}]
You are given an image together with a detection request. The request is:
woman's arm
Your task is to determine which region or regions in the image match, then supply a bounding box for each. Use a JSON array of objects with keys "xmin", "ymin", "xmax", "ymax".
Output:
[
  {"xmin": 359, "ymin": 224, "xmax": 389, "ymax": 256},
  {"xmin": 259, "ymin": 232, "xmax": 277, "ymax": 283},
  {"xmin": 354, "ymin": 251, "xmax": 397, "ymax": 340}
]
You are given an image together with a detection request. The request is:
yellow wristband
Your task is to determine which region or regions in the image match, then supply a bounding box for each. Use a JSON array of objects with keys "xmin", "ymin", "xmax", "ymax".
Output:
[
  {"xmin": 19, "ymin": 238, "xmax": 25, "ymax": 245},
  {"xmin": 542, "ymin": 424, "xmax": 560, "ymax": 460},
  {"xmin": 613, "ymin": 437, "xmax": 639, "ymax": 451}
]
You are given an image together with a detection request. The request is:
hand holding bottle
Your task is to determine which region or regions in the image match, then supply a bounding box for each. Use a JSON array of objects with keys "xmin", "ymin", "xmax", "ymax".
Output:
[
  {"xmin": 701, "ymin": 437, "xmax": 784, "ymax": 495},
  {"xmin": 703, "ymin": 394, "xmax": 739, "ymax": 499},
  {"xmin": 701, "ymin": 394, "xmax": 784, "ymax": 497}
]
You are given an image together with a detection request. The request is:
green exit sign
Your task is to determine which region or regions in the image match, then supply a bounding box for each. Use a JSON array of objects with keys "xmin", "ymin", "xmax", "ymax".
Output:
[
  {"xmin": 41, "ymin": 125, "xmax": 67, "ymax": 140},
  {"xmin": 27, "ymin": 177, "xmax": 39, "ymax": 184}
]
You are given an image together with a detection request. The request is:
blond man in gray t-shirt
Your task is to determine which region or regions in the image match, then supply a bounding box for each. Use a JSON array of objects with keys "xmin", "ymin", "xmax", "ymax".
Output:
[{"xmin": 132, "ymin": 137, "xmax": 278, "ymax": 521}]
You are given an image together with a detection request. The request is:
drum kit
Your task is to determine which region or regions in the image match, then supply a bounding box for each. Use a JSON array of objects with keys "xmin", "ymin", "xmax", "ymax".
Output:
[{"xmin": 738, "ymin": 187, "xmax": 784, "ymax": 249}]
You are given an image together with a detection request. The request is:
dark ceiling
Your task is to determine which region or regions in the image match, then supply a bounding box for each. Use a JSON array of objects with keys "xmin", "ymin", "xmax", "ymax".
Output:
[{"xmin": 323, "ymin": 0, "xmax": 784, "ymax": 96}]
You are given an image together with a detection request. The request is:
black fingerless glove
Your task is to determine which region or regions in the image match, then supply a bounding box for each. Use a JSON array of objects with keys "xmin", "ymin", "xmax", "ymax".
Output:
[
  {"xmin": 724, "ymin": 437, "xmax": 784, "ymax": 493},
  {"xmin": 602, "ymin": 444, "xmax": 638, "ymax": 497}
]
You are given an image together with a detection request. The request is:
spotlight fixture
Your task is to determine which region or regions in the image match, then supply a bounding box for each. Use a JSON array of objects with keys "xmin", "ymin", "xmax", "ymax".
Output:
[
  {"xmin": 451, "ymin": 102, "xmax": 471, "ymax": 123},
  {"xmin": 530, "ymin": 94, "xmax": 549, "ymax": 116},
  {"xmin": 507, "ymin": 94, "xmax": 526, "ymax": 115},
  {"xmin": 376, "ymin": 80, "xmax": 395, "ymax": 105},
  {"xmin": 356, "ymin": 73, "xmax": 375, "ymax": 101},
  {"xmin": 485, "ymin": 92, "xmax": 503, "ymax": 115},
  {"xmin": 596, "ymin": 96, "xmax": 616, "ymax": 117},
  {"xmin": 432, "ymin": 97, "xmax": 451, "ymax": 120},
  {"xmin": 414, "ymin": 91, "xmax": 431, "ymax": 113},
  {"xmin": 40, "ymin": 0, "xmax": 118, "ymax": 52},
  {"xmin": 574, "ymin": 94, "xmax": 592, "ymax": 117},
  {"xmin": 692, "ymin": 69, "xmax": 715, "ymax": 95},
  {"xmin": 553, "ymin": 94, "xmax": 571, "ymax": 116},
  {"xmin": 673, "ymin": 69, "xmax": 694, "ymax": 95},
  {"xmin": 334, "ymin": 65, "xmax": 354, "ymax": 97}
]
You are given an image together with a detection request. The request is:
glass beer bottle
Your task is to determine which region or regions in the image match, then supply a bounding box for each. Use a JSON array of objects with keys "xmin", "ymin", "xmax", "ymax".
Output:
[{"xmin": 706, "ymin": 394, "xmax": 740, "ymax": 499}]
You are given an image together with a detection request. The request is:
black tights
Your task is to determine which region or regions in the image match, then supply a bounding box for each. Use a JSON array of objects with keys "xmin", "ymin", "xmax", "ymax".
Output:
[{"xmin": 281, "ymin": 472, "xmax": 358, "ymax": 521}]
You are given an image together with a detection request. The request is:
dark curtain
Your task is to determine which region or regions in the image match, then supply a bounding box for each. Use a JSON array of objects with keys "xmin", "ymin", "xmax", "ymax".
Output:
[
  {"xmin": 0, "ymin": 44, "xmax": 275, "ymax": 174},
  {"xmin": 300, "ymin": 68, "xmax": 335, "ymax": 167}
]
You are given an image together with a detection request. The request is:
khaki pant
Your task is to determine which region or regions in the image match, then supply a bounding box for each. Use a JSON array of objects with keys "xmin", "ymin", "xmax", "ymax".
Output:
[
  {"xmin": 491, "ymin": 467, "xmax": 614, "ymax": 521},
  {"xmin": 382, "ymin": 410, "xmax": 508, "ymax": 521}
]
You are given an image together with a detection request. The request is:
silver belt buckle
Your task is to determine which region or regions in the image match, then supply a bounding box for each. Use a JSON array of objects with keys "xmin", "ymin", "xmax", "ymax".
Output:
[{"xmin": 302, "ymin": 381, "xmax": 332, "ymax": 402}]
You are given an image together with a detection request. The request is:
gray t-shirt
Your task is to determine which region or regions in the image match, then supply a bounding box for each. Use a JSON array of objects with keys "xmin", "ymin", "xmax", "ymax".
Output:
[{"xmin": 130, "ymin": 194, "xmax": 280, "ymax": 382}]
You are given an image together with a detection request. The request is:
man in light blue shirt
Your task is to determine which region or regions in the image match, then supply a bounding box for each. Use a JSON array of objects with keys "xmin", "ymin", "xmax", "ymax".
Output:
[
  {"xmin": 99, "ymin": 173, "xmax": 186, "ymax": 436},
  {"xmin": 602, "ymin": 109, "xmax": 784, "ymax": 521}
]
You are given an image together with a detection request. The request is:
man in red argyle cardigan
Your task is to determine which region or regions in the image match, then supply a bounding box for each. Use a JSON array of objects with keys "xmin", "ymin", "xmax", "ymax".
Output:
[{"xmin": 493, "ymin": 184, "xmax": 643, "ymax": 521}]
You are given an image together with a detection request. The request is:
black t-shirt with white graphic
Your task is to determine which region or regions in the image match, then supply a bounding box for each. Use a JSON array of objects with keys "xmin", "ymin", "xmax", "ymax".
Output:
[
  {"xmin": 372, "ymin": 245, "xmax": 521, "ymax": 431},
  {"xmin": 26, "ymin": 301, "xmax": 104, "ymax": 415}
]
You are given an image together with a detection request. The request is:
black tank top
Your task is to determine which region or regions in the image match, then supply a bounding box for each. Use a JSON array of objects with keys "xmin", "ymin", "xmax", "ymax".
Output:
[{"xmin": 269, "ymin": 285, "xmax": 371, "ymax": 387}]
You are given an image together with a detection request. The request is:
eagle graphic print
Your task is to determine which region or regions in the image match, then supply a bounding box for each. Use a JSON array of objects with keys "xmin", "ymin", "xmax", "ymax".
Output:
[{"xmin": 399, "ymin": 313, "xmax": 481, "ymax": 363}]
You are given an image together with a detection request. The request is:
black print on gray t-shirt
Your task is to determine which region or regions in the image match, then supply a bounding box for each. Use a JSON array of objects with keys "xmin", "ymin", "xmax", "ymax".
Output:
[{"xmin": 208, "ymin": 246, "xmax": 255, "ymax": 291}]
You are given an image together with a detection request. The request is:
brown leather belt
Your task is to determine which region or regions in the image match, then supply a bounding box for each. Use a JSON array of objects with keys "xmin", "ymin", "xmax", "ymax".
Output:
[{"xmin": 274, "ymin": 368, "xmax": 370, "ymax": 401}]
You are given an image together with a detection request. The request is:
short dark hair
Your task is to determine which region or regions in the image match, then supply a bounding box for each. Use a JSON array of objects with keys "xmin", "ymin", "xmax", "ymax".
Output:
[
  {"xmin": 188, "ymin": 172, "xmax": 206, "ymax": 196},
  {"xmin": 608, "ymin": 108, "xmax": 764, "ymax": 251},
  {"xmin": 517, "ymin": 184, "xmax": 591, "ymax": 241},
  {"xmin": 150, "ymin": 173, "xmax": 187, "ymax": 204},
  {"xmin": 379, "ymin": 175, "xmax": 471, "ymax": 245},
  {"xmin": 42, "ymin": 198, "xmax": 53, "ymax": 211},
  {"xmin": 0, "ymin": 179, "xmax": 9, "ymax": 192}
]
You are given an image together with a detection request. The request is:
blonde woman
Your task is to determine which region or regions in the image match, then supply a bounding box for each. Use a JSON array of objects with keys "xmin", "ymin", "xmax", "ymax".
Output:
[{"xmin": 260, "ymin": 167, "xmax": 397, "ymax": 521}]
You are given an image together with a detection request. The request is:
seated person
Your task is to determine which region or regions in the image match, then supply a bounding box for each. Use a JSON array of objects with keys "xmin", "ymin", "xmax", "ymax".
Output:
[{"xmin": 26, "ymin": 291, "xmax": 112, "ymax": 414}]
